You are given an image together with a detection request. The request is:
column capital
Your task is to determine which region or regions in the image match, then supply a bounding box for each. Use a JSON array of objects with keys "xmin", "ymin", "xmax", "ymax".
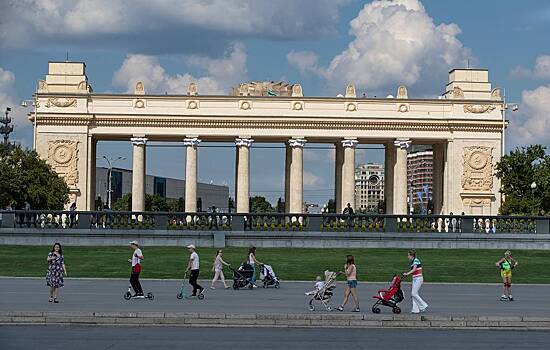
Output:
[
  {"xmin": 235, "ymin": 138, "xmax": 254, "ymax": 147},
  {"xmin": 130, "ymin": 137, "xmax": 148, "ymax": 146},
  {"xmin": 183, "ymin": 137, "xmax": 201, "ymax": 147},
  {"xmin": 341, "ymin": 138, "xmax": 358, "ymax": 148},
  {"xmin": 288, "ymin": 138, "xmax": 307, "ymax": 148},
  {"xmin": 393, "ymin": 139, "xmax": 411, "ymax": 149}
]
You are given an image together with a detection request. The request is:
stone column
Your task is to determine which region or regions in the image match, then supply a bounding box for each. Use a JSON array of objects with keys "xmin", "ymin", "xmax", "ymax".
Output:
[
  {"xmin": 130, "ymin": 137, "xmax": 148, "ymax": 212},
  {"xmin": 334, "ymin": 142, "xmax": 344, "ymax": 212},
  {"xmin": 393, "ymin": 139, "xmax": 411, "ymax": 215},
  {"xmin": 184, "ymin": 137, "xmax": 201, "ymax": 212},
  {"xmin": 341, "ymin": 138, "xmax": 358, "ymax": 212},
  {"xmin": 235, "ymin": 138, "xmax": 254, "ymax": 213},
  {"xmin": 284, "ymin": 144, "xmax": 292, "ymax": 213},
  {"xmin": 384, "ymin": 141, "xmax": 395, "ymax": 214},
  {"xmin": 87, "ymin": 135, "xmax": 97, "ymax": 210},
  {"xmin": 432, "ymin": 143, "xmax": 445, "ymax": 214},
  {"xmin": 288, "ymin": 138, "xmax": 306, "ymax": 213},
  {"xmin": 442, "ymin": 140, "xmax": 454, "ymax": 214}
]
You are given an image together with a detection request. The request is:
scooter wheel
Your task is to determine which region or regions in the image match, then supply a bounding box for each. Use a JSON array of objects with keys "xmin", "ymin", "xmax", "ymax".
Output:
[
  {"xmin": 177, "ymin": 293, "xmax": 183, "ymax": 299},
  {"xmin": 308, "ymin": 304, "xmax": 315, "ymax": 311},
  {"xmin": 392, "ymin": 307, "xmax": 401, "ymax": 314},
  {"xmin": 124, "ymin": 292, "xmax": 132, "ymax": 300},
  {"xmin": 372, "ymin": 307, "xmax": 381, "ymax": 314},
  {"xmin": 197, "ymin": 293, "xmax": 205, "ymax": 300},
  {"xmin": 326, "ymin": 305, "xmax": 333, "ymax": 312},
  {"xmin": 147, "ymin": 292, "xmax": 154, "ymax": 300}
]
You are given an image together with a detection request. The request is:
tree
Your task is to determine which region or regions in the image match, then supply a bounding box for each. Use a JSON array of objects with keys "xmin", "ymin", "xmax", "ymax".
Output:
[
  {"xmin": 112, "ymin": 193, "xmax": 169, "ymax": 211},
  {"xmin": 0, "ymin": 144, "xmax": 69, "ymax": 209},
  {"xmin": 250, "ymin": 196, "xmax": 275, "ymax": 213},
  {"xmin": 495, "ymin": 145, "xmax": 550, "ymax": 215},
  {"xmin": 276, "ymin": 197, "xmax": 285, "ymax": 213},
  {"xmin": 327, "ymin": 199, "xmax": 336, "ymax": 213}
]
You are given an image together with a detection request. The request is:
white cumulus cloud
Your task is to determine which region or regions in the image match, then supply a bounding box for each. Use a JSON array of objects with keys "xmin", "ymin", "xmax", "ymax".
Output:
[
  {"xmin": 288, "ymin": 0, "xmax": 470, "ymax": 95},
  {"xmin": 0, "ymin": 67, "xmax": 29, "ymax": 128},
  {"xmin": 509, "ymin": 55, "xmax": 550, "ymax": 80},
  {"xmin": 509, "ymin": 85, "xmax": 550, "ymax": 148},
  {"xmin": 112, "ymin": 43, "xmax": 247, "ymax": 94}
]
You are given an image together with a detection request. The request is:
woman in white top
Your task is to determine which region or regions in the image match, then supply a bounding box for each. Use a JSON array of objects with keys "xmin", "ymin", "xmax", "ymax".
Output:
[
  {"xmin": 210, "ymin": 250, "xmax": 230, "ymax": 289},
  {"xmin": 248, "ymin": 246, "xmax": 263, "ymax": 287}
]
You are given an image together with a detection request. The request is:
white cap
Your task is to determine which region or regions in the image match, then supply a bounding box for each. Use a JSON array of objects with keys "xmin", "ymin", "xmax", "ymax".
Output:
[
  {"xmin": 129, "ymin": 240, "xmax": 139, "ymax": 246},
  {"xmin": 186, "ymin": 244, "xmax": 196, "ymax": 249}
]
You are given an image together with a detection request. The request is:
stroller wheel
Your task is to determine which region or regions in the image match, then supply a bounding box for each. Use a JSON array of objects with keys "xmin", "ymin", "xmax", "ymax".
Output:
[
  {"xmin": 147, "ymin": 292, "xmax": 154, "ymax": 300},
  {"xmin": 392, "ymin": 307, "xmax": 401, "ymax": 314},
  {"xmin": 123, "ymin": 292, "xmax": 132, "ymax": 300},
  {"xmin": 197, "ymin": 293, "xmax": 205, "ymax": 300},
  {"xmin": 274, "ymin": 282, "xmax": 280, "ymax": 289},
  {"xmin": 308, "ymin": 304, "xmax": 315, "ymax": 312},
  {"xmin": 233, "ymin": 283, "xmax": 238, "ymax": 290},
  {"xmin": 326, "ymin": 305, "xmax": 333, "ymax": 312},
  {"xmin": 372, "ymin": 307, "xmax": 381, "ymax": 314},
  {"xmin": 177, "ymin": 293, "xmax": 183, "ymax": 299},
  {"xmin": 248, "ymin": 284, "xmax": 254, "ymax": 289}
]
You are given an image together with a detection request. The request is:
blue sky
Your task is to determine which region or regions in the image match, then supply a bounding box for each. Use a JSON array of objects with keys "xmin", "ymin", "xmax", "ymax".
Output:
[{"xmin": 1, "ymin": 0, "xmax": 549, "ymax": 205}]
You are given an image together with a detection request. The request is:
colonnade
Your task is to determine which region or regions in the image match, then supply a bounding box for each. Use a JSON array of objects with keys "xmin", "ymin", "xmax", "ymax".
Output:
[{"xmin": 128, "ymin": 136, "xmax": 449, "ymax": 214}]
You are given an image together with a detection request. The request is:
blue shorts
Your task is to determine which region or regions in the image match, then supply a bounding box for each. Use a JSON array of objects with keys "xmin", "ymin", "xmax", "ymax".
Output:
[{"xmin": 347, "ymin": 280, "xmax": 357, "ymax": 288}]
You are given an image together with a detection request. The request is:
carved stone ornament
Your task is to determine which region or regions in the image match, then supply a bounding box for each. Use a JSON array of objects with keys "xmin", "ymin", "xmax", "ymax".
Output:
[
  {"xmin": 291, "ymin": 84, "xmax": 303, "ymax": 97},
  {"xmin": 452, "ymin": 86, "xmax": 464, "ymax": 99},
  {"xmin": 135, "ymin": 81, "xmax": 145, "ymax": 95},
  {"xmin": 292, "ymin": 101, "xmax": 304, "ymax": 111},
  {"xmin": 231, "ymin": 81, "xmax": 292, "ymax": 97},
  {"xmin": 38, "ymin": 80, "xmax": 48, "ymax": 93},
  {"xmin": 462, "ymin": 146, "xmax": 493, "ymax": 191},
  {"xmin": 239, "ymin": 100, "xmax": 252, "ymax": 110},
  {"xmin": 396, "ymin": 85, "xmax": 408, "ymax": 99},
  {"xmin": 78, "ymin": 81, "xmax": 87, "ymax": 91},
  {"xmin": 463, "ymin": 104, "xmax": 496, "ymax": 114},
  {"xmin": 130, "ymin": 137, "xmax": 148, "ymax": 146},
  {"xmin": 183, "ymin": 137, "xmax": 201, "ymax": 147},
  {"xmin": 345, "ymin": 84, "xmax": 356, "ymax": 98},
  {"xmin": 346, "ymin": 102, "xmax": 357, "ymax": 112},
  {"xmin": 134, "ymin": 99, "xmax": 145, "ymax": 108},
  {"xmin": 187, "ymin": 100, "xmax": 199, "ymax": 109},
  {"xmin": 341, "ymin": 138, "xmax": 358, "ymax": 148},
  {"xmin": 288, "ymin": 138, "xmax": 307, "ymax": 148},
  {"xmin": 491, "ymin": 88, "xmax": 501, "ymax": 100},
  {"xmin": 187, "ymin": 83, "xmax": 198, "ymax": 96},
  {"xmin": 397, "ymin": 103, "xmax": 409, "ymax": 113},
  {"xmin": 393, "ymin": 139, "xmax": 411, "ymax": 149},
  {"xmin": 235, "ymin": 138, "xmax": 254, "ymax": 147},
  {"xmin": 45, "ymin": 98, "xmax": 77, "ymax": 108},
  {"xmin": 47, "ymin": 140, "xmax": 79, "ymax": 187}
]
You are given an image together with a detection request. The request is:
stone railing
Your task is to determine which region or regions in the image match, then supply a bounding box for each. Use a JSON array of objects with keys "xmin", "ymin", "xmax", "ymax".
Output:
[{"xmin": 1, "ymin": 211, "xmax": 549, "ymax": 234}]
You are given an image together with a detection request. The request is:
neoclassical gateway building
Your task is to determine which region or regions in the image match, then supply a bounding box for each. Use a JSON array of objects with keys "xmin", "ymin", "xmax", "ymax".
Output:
[{"xmin": 31, "ymin": 62, "xmax": 505, "ymax": 215}]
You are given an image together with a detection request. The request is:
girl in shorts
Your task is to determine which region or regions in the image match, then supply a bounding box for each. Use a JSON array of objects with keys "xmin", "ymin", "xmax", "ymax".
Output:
[
  {"xmin": 336, "ymin": 255, "xmax": 360, "ymax": 312},
  {"xmin": 495, "ymin": 250, "xmax": 518, "ymax": 301}
]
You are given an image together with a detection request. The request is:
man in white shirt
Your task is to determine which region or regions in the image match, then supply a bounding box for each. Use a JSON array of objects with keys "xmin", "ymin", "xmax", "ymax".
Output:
[
  {"xmin": 185, "ymin": 244, "xmax": 204, "ymax": 297},
  {"xmin": 128, "ymin": 241, "xmax": 144, "ymax": 298}
]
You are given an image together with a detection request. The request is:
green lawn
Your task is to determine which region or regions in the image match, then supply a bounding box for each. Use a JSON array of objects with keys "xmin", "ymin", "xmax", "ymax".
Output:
[{"xmin": 0, "ymin": 245, "xmax": 548, "ymax": 283}]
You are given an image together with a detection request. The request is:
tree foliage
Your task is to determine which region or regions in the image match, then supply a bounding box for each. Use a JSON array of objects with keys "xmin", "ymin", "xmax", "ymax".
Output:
[
  {"xmin": 0, "ymin": 144, "xmax": 69, "ymax": 209},
  {"xmin": 250, "ymin": 196, "xmax": 275, "ymax": 213},
  {"xmin": 495, "ymin": 145, "xmax": 550, "ymax": 215},
  {"xmin": 112, "ymin": 193, "xmax": 170, "ymax": 211}
]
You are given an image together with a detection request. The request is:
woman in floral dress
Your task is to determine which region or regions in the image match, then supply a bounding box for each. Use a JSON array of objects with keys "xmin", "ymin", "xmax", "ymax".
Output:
[{"xmin": 46, "ymin": 242, "xmax": 67, "ymax": 303}]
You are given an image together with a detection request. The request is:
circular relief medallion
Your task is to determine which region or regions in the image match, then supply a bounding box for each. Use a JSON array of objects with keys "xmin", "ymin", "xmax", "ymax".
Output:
[
  {"xmin": 53, "ymin": 145, "xmax": 72, "ymax": 164},
  {"xmin": 468, "ymin": 150, "xmax": 488, "ymax": 170}
]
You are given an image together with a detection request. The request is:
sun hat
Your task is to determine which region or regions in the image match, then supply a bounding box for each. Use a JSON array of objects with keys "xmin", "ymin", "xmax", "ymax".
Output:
[{"xmin": 186, "ymin": 244, "xmax": 196, "ymax": 249}]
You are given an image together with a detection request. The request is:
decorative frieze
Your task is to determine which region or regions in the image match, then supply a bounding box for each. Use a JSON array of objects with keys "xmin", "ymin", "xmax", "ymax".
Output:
[
  {"xmin": 45, "ymin": 98, "xmax": 77, "ymax": 108},
  {"xmin": 462, "ymin": 146, "xmax": 493, "ymax": 191},
  {"xmin": 463, "ymin": 104, "xmax": 496, "ymax": 114},
  {"xmin": 47, "ymin": 140, "xmax": 79, "ymax": 187}
]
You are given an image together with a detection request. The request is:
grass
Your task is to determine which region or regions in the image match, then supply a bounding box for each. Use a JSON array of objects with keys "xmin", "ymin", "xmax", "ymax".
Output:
[{"xmin": 0, "ymin": 245, "xmax": 549, "ymax": 284}]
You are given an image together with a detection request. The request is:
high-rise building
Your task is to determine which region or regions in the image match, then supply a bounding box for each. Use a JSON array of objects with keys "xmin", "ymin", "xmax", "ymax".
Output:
[
  {"xmin": 407, "ymin": 146, "xmax": 433, "ymax": 211},
  {"xmin": 354, "ymin": 163, "xmax": 384, "ymax": 212}
]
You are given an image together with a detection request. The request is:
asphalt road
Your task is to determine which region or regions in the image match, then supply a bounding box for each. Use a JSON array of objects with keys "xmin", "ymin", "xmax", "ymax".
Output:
[
  {"xmin": 1, "ymin": 277, "xmax": 549, "ymax": 316},
  {"xmin": 1, "ymin": 325, "xmax": 549, "ymax": 350}
]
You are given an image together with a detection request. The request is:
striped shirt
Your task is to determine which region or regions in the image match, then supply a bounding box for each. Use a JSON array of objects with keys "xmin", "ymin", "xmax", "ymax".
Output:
[{"xmin": 410, "ymin": 257, "xmax": 423, "ymax": 277}]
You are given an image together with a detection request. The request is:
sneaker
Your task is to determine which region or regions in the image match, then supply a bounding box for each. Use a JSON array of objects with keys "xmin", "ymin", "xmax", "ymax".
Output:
[
  {"xmin": 352, "ymin": 308, "xmax": 361, "ymax": 312},
  {"xmin": 210, "ymin": 286, "xmax": 216, "ymax": 290},
  {"xmin": 336, "ymin": 306, "xmax": 344, "ymax": 312},
  {"xmin": 410, "ymin": 311, "xmax": 420, "ymax": 314},
  {"xmin": 508, "ymin": 295, "xmax": 514, "ymax": 301},
  {"xmin": 48, "ymin": 297, "xmax": 53, "ymax": 303},
  {"xmin": 500, "ymin": 295, "xmax": 508, "ymax": 301},
  {"xmin": 53, "ymin": 298, "xmax": 59, "ymax": 303}
]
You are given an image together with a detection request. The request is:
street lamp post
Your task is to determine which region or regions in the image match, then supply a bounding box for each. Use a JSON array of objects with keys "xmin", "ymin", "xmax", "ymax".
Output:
[
  {"xmin": 98, "ymin": 155, "xmax": 126, "ymax": 209},
  {"xmin": 20, "ymin": 84, "xmax": 39, "ymax": 150}
]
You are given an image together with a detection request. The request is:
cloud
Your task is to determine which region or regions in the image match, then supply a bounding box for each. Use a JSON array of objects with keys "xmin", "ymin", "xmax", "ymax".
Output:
[
  {"xmin": 1, "ymin": 0, "xmax": 348, "ymax": 53},
  {"xmin": 287, "ymin": 0, "xmax": 470, "ymax": 95},
  {"xmin": 509, "ymin": 85, "xmax": 550, "ymax": 148},
  {"xmin": 286, "ymin": 51, "xmax": 323, "ymax": 76},
  {"xmin": 509, "ymin": 55, "xmax": 550, "ymax": 80},
  {"xmin": 112, "ymin": 43, "xmax": 247, "ymax": 94},
  {"xmin": 303, "ymin": 171, "xmax": 323, "ymax": 187},
  {"xmin": 0, "ymin": 67, "xmax": 29, "ymax": 129}
]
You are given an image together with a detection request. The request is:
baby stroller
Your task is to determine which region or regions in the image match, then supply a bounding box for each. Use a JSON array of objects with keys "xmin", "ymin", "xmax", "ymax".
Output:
[
  {"xmin": 371, "ymin": 274, "xmax": 404, "ymax": 314},
  {"xmin": 260, "ymin": 264, "xmax": 280, "ymax": 288},
  {"xmin": 231, "ymin": 263, "xmax": 255, "ymax": 290},
  {"xmin": 306, "ymin": 271, "xmax": 337, "ymax": 312}
]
